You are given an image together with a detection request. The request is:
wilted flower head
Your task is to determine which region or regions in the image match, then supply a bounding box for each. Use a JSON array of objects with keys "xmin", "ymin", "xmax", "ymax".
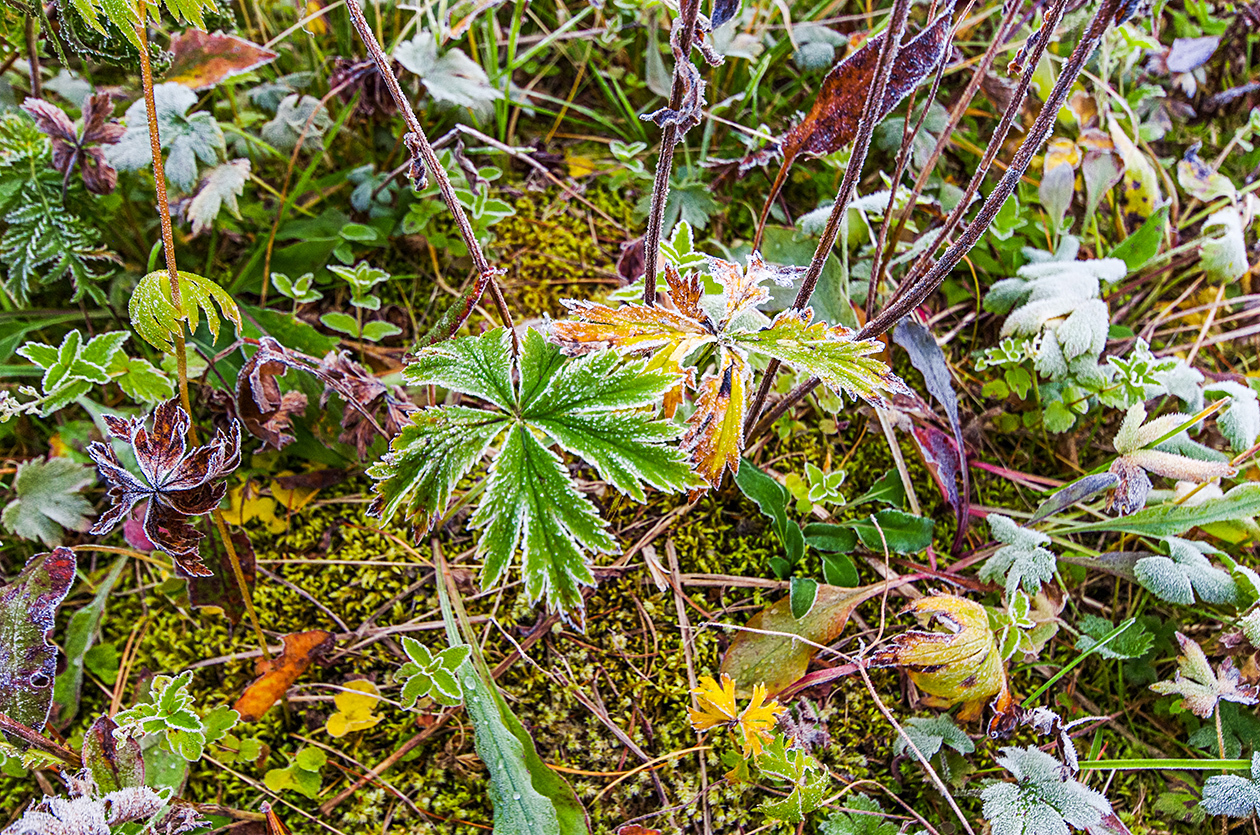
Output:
[
  {"xmin": 1107, "ymin": 402, "xmax": 1235, "ymax": 515},
  {"xmin": 87, "ymin": 399, "xmax": 240, "ymax": 575}
]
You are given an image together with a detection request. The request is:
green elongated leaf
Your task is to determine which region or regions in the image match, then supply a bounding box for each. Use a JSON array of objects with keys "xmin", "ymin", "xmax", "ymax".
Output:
[
  {"xmin": 1067, "ymin": 483, "xmax": 1260, "ymax": 537},
  {"xmin": 802, "ymin": 523, "xmax": 857, "ymax": 553},
  {"xmin": 822, "ymin": 553, "xmax": 859, "ymax": 587},
  {"xmin": 0, "ymin": 547, "xmax": 76, "ymax": 740},
  {"xmin": 1, "ymin": 458, "xmax": 95, "ymax": 546},
  {"xmin": 721, "ymin": 579, "xmax": 907, "ymax": 695},
  {"xmin": 110, "ymin": 354, "xmax": 175, "ymax": 404},
  {"xmin": 320, "ymin": 311, "xmax": 360, "ymax": 336},
  {"xmin": 848, "ymin": 509, "xmax": 934, "ymax": 553},
  {"xmin": 473, "ymin": 425, "xmax": 611, "ymax": 621},
  {"xmin": 240, "ymin": 304, "xmax": 340, "ymax": 356},
  {"xmin": 732, "ymin": 309, "xmax": 908, "ymax": 407},
  {"xmin": 1108, "ymin": 205, "xmax": 1169, "ymax": 271},
  {"xmin": 852, "ymin": 468, "xmax": 905, "ymax": 508},
  {"xmin": 52, "ymin": 557, "xmax": 127, "ymax": 727},
  {"xmin": 367, "ymin": 406, "xmax": 508, "ymax": 527},
  {"xmin": 790, "ymin": 577, "xmax": 818, "ymax": 618},
  {"xmin": 403, "ymin": 326, "xmax": 516, "ymax": 410},
  {"xmin": 83, "ymin": 714, "xmax": 145, "ymax": 794},
  {"xmin": 130, "ymin": 270, "xmax": 242, "ymax": 352},
  {"xmin": 736, "ymin": 460, "xmax": 805, "ymax": 569}
]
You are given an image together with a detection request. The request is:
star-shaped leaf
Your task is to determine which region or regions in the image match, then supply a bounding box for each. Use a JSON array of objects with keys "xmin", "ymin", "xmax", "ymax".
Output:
[
  {"xmin": 1150, "ymin": 632, "xmax": 1259, "ymax": 719},
  {"xmin": 982, "ymin": 745, "xmax": 1114, "ymax": 835},
  {"xmin": 688, "ymin": 673, "xmax": 784, "ymax": 757},
  {"xmin": 980, "ymin": 514, "xmax": 1057, "ymax": 599}
]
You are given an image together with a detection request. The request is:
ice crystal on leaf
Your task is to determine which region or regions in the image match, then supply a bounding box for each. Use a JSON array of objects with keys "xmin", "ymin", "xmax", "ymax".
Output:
[
  {"xmin": 1150, "ymin": 632, "xmax": 1259, "ymax": 719},
  {"xmin": 981, "ymin": 745, "xmax": 1114, "ymax": 835},
  {"xmin": 980, "ymin": 513, "xmax": 1057, "ymax": 599},
  {"xmin": 369, "ymin": 328, "xmax": 696, "ymax": 622},
  {"xmin": 1133, "ymin": 536, "xmax": 1237, "ymax": 605},
  {"xmin": 1108, "ymin": 403, "xmax": 1236, "ymax": 515},
  {"xmin": 1201, "ymin": 752, "xmax": 1260, "ymax": 818},
  {"xmin": 551, "ymin": 251, "xmax": 905, "ymax": 491}
]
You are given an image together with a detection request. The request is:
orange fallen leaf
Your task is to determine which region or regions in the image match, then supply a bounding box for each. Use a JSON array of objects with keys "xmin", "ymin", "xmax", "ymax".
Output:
[
  {"xmin": 165, "ymin": 30, "xmax": 278, "ymax": 91},
  {"xmin": 234, "ymin": 630, "xmax": 334, "ymax": 722},
  {"xmin": 263, "ymin": 801, "xmax": 292, "ymax": 835}
]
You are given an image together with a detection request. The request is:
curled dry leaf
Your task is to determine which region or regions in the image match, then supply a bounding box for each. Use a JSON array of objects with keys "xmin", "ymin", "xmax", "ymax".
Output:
[
  {"xmin": 234, "ymin": 630, "xmax": 335, "ymax": 722},
  {"xmin": 87, "ymin": 399, "xmax": 241, "ymax": 575},
  {"xmin": 236, "ymin": 340, "xmax": 310, "ymax": 450},
  {"xmin": 870, "ymin": 594, "xmax": 1019, "ymax": 736},
  {"xmin": 263, "ymin": 802, "xmax": 293, "ymax": 835},
  {"xmin": 0, "ymin": 546, "xmax": 76, "ymax": 740}
]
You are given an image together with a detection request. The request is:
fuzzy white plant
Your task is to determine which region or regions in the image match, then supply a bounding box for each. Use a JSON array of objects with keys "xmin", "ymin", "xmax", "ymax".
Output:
[{"xmin": 1107, "ymin": 403, "xmax": 1236, "ymax": 514}]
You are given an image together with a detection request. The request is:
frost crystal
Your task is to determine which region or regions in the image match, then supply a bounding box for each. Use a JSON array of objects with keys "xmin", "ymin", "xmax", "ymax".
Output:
[
  {"xmin": 980, "ymin": 514, "xmax": 1057, "ymax": 599},
  {"xmin": 981, "ymin": 745, "xmax": 1114, "ymax": 835}
]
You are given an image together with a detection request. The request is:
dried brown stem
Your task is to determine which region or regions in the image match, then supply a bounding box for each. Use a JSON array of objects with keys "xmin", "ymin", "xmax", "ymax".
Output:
[
  {"xmin": 0, "ymin": 712, "xmax": 80, "ymax": 769},
  {"xmin": 344, "ymin": 2, "xmax": 518, "ymax": 352},
  {"xmin": 744, "ymin": 0, "xmax": 914, "ymax": 433},
  {"xmin": 136, "ymin": 20, "xmax": 270, "ymax": 662},
  {"xmin": 641, "ymin": 0, "xmax": 705, "ymax": 306}
]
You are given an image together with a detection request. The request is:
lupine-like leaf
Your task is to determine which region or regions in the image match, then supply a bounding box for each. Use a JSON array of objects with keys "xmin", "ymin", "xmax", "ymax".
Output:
[
  {"xmin": 980, "ymin": 514, "xmax": 1057, "ymax": 599},
  {"xmin": 108, "ymin": 83, "xmax": 225, "ymax": 192},
  {"xmin": 130, "ymin": 270, "xmax": 242, "ymax": 353}
]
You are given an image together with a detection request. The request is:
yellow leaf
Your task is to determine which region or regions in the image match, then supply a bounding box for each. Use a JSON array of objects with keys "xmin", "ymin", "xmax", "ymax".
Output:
[
  {"xmin": 565, "ymin": 152, "xmax": 596, "ymax": 178},
  {"xmin": 1109, "ymin": 119, "xmax": 1161, "ymax": 228},
  {"xmin": 688, "ymin": 673, "xmax": 785, "ymax": 757},
  {"xmin": 303, "ymin": 0, "xmax": 327, "ymax": 35},
  {"xmin": 270, "ymin": 470, "xmax": 323, "ymax": 513},
  {"xmin": 1042, "ymin": 137, "xmax": 1081, "ymax": 173},
  {"xmin": 872, "ymin": 595, "xmax": 1018, "ymax": 735},
  {"xmin": 683, "ymin": 351, "xmax": 748, "ymax": 491},
  {"xmin": 325, "ymin": 680, "xmax": 383, "ymax": 738},
  {"xmin": 221, "ymin": 484, "xmax": 285, "ymax": 534}
]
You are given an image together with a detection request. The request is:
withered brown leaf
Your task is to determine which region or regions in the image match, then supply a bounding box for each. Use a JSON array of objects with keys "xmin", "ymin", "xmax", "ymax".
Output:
[
  {"xmin": 234, "ymin": 630, "xmax": 334, "ymax": 722},
  {"xmin": 318, "ymin": 350, "xmax": 417, "ymax": 458},
  {"xmin": 236, "ymin": 340, "xmax": 310, "ymax": 450},
  {"xmin": 164, "ymin": 29, "xmax": 278, "ymax": 91},
  {"xmin": 21, "ymin": 93, "xmax": 125, "ymax": 195},
  {"xmin": 88, "ymin": 399, "xmax": 241, "ymax": 575}
]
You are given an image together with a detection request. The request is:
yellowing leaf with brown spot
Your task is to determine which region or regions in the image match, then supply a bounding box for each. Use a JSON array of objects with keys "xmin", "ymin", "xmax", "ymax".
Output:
[
  {"xmin": 1109, "ymin": 119, "xmax": 1161, "ymax": 229},
  {"xmin": 683, "ymin": 352, "xmax": 748, "ymax": 491},
  {"xmin": 871, "ymin": 595, "xmax": 1017, "ymax": 734}
]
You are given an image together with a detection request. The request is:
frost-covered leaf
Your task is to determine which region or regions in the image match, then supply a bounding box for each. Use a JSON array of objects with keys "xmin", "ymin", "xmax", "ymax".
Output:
[
  {"xmin": 1108, "ymin": 403, "xmax": 1235, "ymax": 515},
  {"xmin": 260, "ymin": 95, "xmax": 330, "ymax": 153},
  {"xmin": 982, "ymin": 745, "xmax": 1114, "ymax": 835},
  {"xmin": 395, "ymin": 35, "xmax": 503, "ymax": 110},
  {"xmin": 980, "ymin": 514, "xmax": 1057, "ymax": 599},
  {"xmin": 187, "ymin": 159, "xmax": 250, "ymax": 236},
  {"xmin": 328, "ymin": 261, "xmax": 390, "ymax": 310},
  {"xmin": 1104, "ymin": 338, "xmax": 1177, "ymax": 408},
  {"xmin": 0, "ymin": 547, "xmax": 76, "ymax": 739},
  {"xmin": 371, "ymin": 328, "xmax": 694, "ymax": 621},
  {"xmin": 1200, "ymin": 207, "xmax": 1248, "ymax": 283},
  {"xmin": 107, "ymin": 83, "xmax": 225, "ymax": 193},
  {"xmin": 755, "ymin": 735, "xmax": 830, "ymax": 823},
  {"xmin": 894, "ymin": 715, "xmax": 975, "ymax": 759},
  {"xmin": 270, "ymin": 271, "xmax": 322, "ymax": 304},
  {"xmin": 1201, "ymin": 751, "xmax": 1260, "ymax": 818},
  {"xmin": 114, "ymin": 670, "xmax": 215, "ymax": 762},
  {"xmin": 1133, "ymin": 536, "xmax": 1237, "ymax": 605},
  {"xmin": 396, "ymin": 638, "xmax": 469, "ymax": 708},
  {"xmin": 109, "ymin": 354, "xmax": 175, "ymax": 405},
  {"xmin": 1074, "ymin": 615, "xmax": 1153, "ymax": 659},
  {"xmin": 17, "ymin": 329, "xmax": 128, "ymax": 416},
  {"xmin": 1150, "ymin": 632, "xmax": 1259, "ymax": 718},
  {"xmin": 130, "ymin": 270, "xmax": 242, "ymax": 353},
  {"xmin": 1205, "ymin": 380, "xmax": 1260, "ymax": 453},
  {"xmin": 1, "ymin": 458, "xmax": 95, "ymax": 546}
]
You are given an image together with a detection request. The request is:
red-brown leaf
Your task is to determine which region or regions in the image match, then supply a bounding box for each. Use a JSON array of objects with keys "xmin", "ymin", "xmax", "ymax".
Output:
[
  {"xmin": 234, "ymin": 630, "xmax": 334, "ymax": 722},
  {"xmin": 165, "ymin": 29, "xmax": 279, "ymax": 91}
]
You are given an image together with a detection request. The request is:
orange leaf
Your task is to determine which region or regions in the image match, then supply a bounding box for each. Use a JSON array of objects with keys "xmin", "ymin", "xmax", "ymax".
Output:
[
  {"xmin": 263, "ymin": 802, "xmax": 292, "ymax": 835},
  {"xmin": 165, "ymin": 30, "xmax": 278, "ymax": 91},
  {"xmin": 683, "ymin": 351, "xmax": 748, "ymax": 490},
  {"xmin": 234, "ymin": 630, "xmax": 334, "ymax": 722}
]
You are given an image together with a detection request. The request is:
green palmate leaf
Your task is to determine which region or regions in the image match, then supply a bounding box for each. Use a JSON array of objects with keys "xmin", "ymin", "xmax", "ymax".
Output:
[
  {"xmin": 755, "ymin": 735, "xmax": 830, "ymax": 823},
  {"xmin": 108, "ymin": 83, "xmax": 224, "ymax": 192},
  {"xmin": 114, "ymin": 671, "xmax": 213, "ymax": 762},
  {"xmin": 130, "ymin": 269, "xmax": 241, "ymax": 353},
  {"xmin": 732, "ymin": 309, "xmax": 907, "ymax": 407},
  {"xmin": 1068, "ymin": 483, "xmax": 1260, "ymax": 537},
  {"xmin": 372, "ymin": 328, "xmax": 693, "ymax": 620},
  {"xmin": 260, "ymin": 95, "xmax": 331, "ymax": 153},
  {"xmin": 1, "ymin": 457, "xmax": 95, "ymax": 547},
  {"xmin": 1075, "ymin": 614, "xmax": 1153, "ymax": 660},
  {"xmin": 108, "ymin": 354, "xmax": 175, "ymax": 404},
  {"xmin": 1133, "ymin": 536, "xmax": 1236, "ymax": 605},
  {"xmin": 0, "ymin": 547, "xmax": 76, "ymax": 739},
  {"xmin": 52, "ymin": 557, "xmax": 127, "ymax": 727},
  {"xmin": 473, "ymin": 424, "xmax": 611, "ymax": 618},
  {"xmin": 894, "ymin": 715, "xmax": 975, "ymax": 759}
]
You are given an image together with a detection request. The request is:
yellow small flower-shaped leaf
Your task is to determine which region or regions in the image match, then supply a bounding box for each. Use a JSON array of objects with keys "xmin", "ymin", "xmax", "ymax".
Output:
[
  {"xmin": 689, "ymin": 674, "xmax": 785, "ymax": 757},
  {"xmin": 736, "ymin": 683, "xmax": 785, "ymax": 757},
  {"xmin": 325, "ymin": 680, "xmax": 383, "ymax": 738},
  {"xmin": 688, "ymin": 674, "xmax": 739, "ymax": 732},
  {"xmin": 1042, "ymin": 137, "xmax": 1081, "ymax": 173}
]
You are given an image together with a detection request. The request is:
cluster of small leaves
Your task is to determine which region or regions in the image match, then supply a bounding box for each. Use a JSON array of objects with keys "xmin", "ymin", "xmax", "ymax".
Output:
[
  {"xmin": 16, "ymin": 329, "xmax": 172, "ymax": 416},
  {"xmin": 319, "ymin": 262, "xmax": 402, "ymax": 342},
  {"xmin": 264, "ymin": 747, "xmax": 326, "ymax": 798},
  {"xmin": 113, "ymin": 671, "xmax": 239, "ymax": 763},
  {"xmin": 980, "ymin": 514, "xmax": 1057, "ymax": 599},
  {"xmin": 396, "ymin": 637, "xmax": 470, "ymax": 708}
]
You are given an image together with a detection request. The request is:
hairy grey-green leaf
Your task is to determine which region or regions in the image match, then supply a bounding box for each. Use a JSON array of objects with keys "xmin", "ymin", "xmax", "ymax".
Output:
[{"xmin": 1, "ymin": 457, "xmax": 96, "ymax": 546}]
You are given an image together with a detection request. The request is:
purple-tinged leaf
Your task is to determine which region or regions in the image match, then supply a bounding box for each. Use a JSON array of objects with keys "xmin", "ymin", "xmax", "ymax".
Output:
[
  {"xmin": 1031, "ymin": 472, "xmax": 1121, "ymax": 523},
  {"xmin": 83, "ymin": 714, "xmax": 145, "ymax": 793}
]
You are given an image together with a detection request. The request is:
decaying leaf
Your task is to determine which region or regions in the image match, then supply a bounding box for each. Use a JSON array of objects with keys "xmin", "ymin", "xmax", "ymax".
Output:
[
  {"xmin": 21, "ymin": 93, "xmax": 124, "ymax": 195},
  {"xmin": 0, "ymin": 547, "xmax": 76, "ymax": 739},
  {"xmin": 187, "ymin": 159, "xmax": 251, "ymax": 236},
  {"xmin": 236, "ymin": 339, "xmax": 310, "ymax": 451},
  {"xmin": 721, "ymin": 579, "xmax": 910, "ymax": 696},
  {"xmin": 416, "ymin": 266, "xmax": 495, "ymax": 347},
  {"xmin": 870, "ymin": 594, "xmax": 1018, "ymax": 735},
  {"xmin": 234, "ymin": 630, "xmax": 334, "ymax": 722},
  {"xmin": 263, "ymin": 803, "xmax": 293, "ymax": 835},
  {"xmin": 1150, "ymin": 632, "xmax": 1259, "ymax": 719},
  {"xmin": 187, "ymin": 531, "xmax": 256, "ymax": 624},
  {"xmin": 164, "ymin": 29, "xmax": 279, "ymax": 91},
  {"xmin": 1, "ymin": 457, "xmax": 95, "ymax": 547},
  {"xmin": 87, "ymin": 399, "xmax": 241, "ymax": 575},
  {"xmin": 82, "ymin": 714, "xmax": 145, "ymax": 794}
]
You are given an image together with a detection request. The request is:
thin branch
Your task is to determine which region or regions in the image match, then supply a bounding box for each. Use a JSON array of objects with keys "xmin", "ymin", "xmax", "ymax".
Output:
[
  {"xmin": 344, "ymin": 1, "xmax": 518, "ymax": 351},
  {"xmin": 744, "ymin": 0, "xmax": 914, "ymax": 433},
  {"xmin": 641, "ymin": 0, "xmax": 706, "ymax": 306}
]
